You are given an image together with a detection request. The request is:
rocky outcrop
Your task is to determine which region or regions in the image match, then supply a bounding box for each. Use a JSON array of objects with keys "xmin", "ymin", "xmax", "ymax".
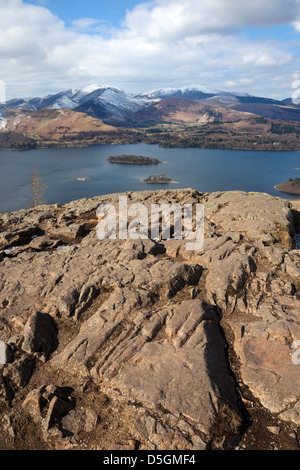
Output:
[{"xmin": 0, "ymin": 188, "xmax": 299, "ymax": 450}]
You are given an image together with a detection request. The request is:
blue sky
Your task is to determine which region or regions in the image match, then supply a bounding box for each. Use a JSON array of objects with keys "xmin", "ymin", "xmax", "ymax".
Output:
[
  {"xmin": 24, "ymin": 0, "xmax": 142, "ymax": 26},
  {"xmin": 2, "ymin": 0, "xmax": 300, "ymax": 100}
]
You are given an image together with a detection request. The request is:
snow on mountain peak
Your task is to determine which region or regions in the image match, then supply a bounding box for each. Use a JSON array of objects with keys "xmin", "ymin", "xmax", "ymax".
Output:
[
  {"xmin": 141, "ymin": 84, "xmax": 220, "ymax": 98},
  {"xmin": 81, "ymin": 84, "xmax": 102, "ymax": 94},
  {"xmin": 141, "ymin": 84, "xmax": 253, "ymax": 99},
  {"xmin": 80, "ymin": 84, "xmax": 125, "ymax": 95},
  {"xmin": 180, "ymin": 84, "xmax": 219, "ymax": 94}
]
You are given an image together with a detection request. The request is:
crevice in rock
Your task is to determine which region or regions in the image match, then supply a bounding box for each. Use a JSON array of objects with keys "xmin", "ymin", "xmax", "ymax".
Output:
[{"xmin": 207, "ymin": 313, "xmax": 252, "ymax": 449}]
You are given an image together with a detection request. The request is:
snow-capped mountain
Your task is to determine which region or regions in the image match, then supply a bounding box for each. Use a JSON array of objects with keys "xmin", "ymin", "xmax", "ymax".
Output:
[
  {"xmin": 2, "ymin": 83, "xmax": 295, "ymax": 123},
  {"xmin": 4, "ymin": 85, "xmax": 151, "ymax": 122},
  {"xmin": 138, "ymin": 84, "xmax": 253, "ymax": 101},
  {"xmin": 74, "ymin": 85, "xmax": 150, "ymax": 120},
  {"xmin": 138, "ymin": 84, "xmax": 218, "ymax": 100}
]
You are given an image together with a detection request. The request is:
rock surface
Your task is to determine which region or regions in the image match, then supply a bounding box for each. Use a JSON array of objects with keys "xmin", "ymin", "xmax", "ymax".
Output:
[{"xmin": 0, "ymin": 188, "xmax": 299, "ymax": 450}]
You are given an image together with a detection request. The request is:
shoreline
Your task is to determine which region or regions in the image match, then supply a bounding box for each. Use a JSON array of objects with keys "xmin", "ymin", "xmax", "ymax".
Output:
[
  {"xmin": 141, "ymin": 179, "xmax": 179, "ymax": 184},
  {"xmin": 274, "ymin": 184, "xmax": 300, "ymax": 196}
]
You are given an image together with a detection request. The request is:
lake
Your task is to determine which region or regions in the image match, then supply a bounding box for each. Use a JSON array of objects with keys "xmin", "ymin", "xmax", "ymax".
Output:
[{"xmin": 0, "ymin": 143, "xmax": 299, "ymax": 213}]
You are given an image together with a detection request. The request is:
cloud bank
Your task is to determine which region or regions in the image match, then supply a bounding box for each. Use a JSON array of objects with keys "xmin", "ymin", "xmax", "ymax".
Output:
[{"xmin": 1, "ymin": 0, "xmax": 299, "ymax": 99}]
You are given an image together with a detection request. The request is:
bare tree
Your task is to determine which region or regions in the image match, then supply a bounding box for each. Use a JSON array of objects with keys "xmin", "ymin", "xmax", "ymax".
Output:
[{"xmin": 31, "ymin": 169, "xmax": 47, "ymax": 207}]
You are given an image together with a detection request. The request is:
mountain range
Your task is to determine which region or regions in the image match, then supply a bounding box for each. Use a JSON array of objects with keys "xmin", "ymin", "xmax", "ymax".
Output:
[
  {"xmin": 3, "ymin": 84, "xmax": 300, "ymax": 124},
  {"xmin": 3, "ymin": 84, "xmax": 149, "ymax": 123},
  {"xmin": 1, "ymin": 83, "xmax": 300, "ymax": 152}
]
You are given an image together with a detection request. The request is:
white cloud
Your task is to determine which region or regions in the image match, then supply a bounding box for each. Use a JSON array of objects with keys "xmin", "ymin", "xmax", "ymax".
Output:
[
  {"xmin": 242, "ymin": 48, "xmax": 293, "ymax": 68},
  {"xmin": 123, "ymin": 0, "xmax": 300, "ymax": 40},
  {"xmin": 0, "ymin": 0, "xmax": 299, "ymax": 100}
]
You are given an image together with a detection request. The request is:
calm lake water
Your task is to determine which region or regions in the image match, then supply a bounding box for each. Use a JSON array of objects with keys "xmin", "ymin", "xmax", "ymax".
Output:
[{"xmin": 0, "ymin": 143, "xmax": 299, "ymax": 213}]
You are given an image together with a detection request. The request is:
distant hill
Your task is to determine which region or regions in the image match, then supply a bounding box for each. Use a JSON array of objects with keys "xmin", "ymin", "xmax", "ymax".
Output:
[
  {"xmin": 129, "ymin": 97, "xmax": 256, "ymax": 124},
  {"xmin": 137, "ymin": 86, "xmax": 300, "ymax": 123},
  {"xmin": 0, "ymin": 108, "xmax": 127, "ymax": 149},
  {"xmin": 229, "ymin": 103, "xmax": 300, "ymax": 122},
  {"xmin": 1, "ymin": 108, "xmax": 116, "ymax": 140}
]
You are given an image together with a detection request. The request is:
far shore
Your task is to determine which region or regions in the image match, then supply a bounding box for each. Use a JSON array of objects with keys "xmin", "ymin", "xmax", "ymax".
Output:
[{"xmin": 274, "ymin": 184, "xmax": 300, "ymax": 196}]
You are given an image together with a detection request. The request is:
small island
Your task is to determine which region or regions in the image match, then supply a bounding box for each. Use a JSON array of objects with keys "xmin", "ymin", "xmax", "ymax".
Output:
[
  {"xmin": 142, "ymin": 174, "xmax": 174, "ymax": 184},
  {"xmin": 107, "ymin": 155, "xmax": 161, "ymax": 165},
  {"xmin": 275, "ymin": 177, "xmax": 300, "ymax": 195}
]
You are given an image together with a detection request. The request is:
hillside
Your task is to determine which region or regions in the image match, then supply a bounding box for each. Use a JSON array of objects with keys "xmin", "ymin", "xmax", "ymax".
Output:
[
  {"xmin": 129, "ymin": 97, "xmax": 256, "ymax": 124},
  {"xmin": 229, "ymin": 103, "xmax": 300, "ymax": 122},
  {"xmin": 0, "ymin": 109, "xmax": 141, "ymax": 149},
  {"xmin": 2, "ymin": 108, "xmax": 115, "ymax": 139}
]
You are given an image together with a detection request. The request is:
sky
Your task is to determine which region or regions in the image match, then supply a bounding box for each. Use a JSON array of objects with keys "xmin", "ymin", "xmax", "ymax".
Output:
[{"xmin": 1, "ymin": 0, "xmax": 300, "ymax": 100}]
